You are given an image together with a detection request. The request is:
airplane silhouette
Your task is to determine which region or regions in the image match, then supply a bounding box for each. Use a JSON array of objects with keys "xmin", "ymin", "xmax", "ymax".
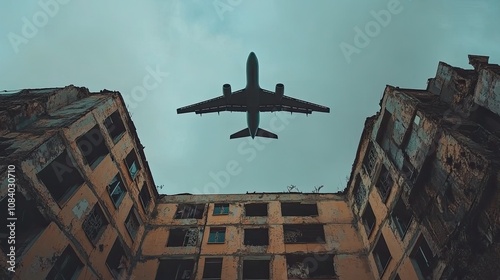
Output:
[{"xmin": 177, "ymin": 52, "xmax": 330, "ymax": 139}]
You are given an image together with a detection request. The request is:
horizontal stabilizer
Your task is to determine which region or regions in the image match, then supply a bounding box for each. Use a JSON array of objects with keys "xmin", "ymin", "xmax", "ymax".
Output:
[
  {"xmin": 230, "ymin": 128, "xmax": 251, "ymax": 139},
  {"xmin": 256, "ymin": 128, "xmax": 278, "ymax": 139}
]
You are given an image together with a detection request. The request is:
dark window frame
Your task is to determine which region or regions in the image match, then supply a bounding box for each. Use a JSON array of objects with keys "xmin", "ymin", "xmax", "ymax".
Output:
[
  {"xmin": 82, "ymin": 203, "xmax": 109, "ymax": 244},
  {"xmin": 362, "ymin": 203, "xmax": 376, "ymax": 237},
  {"xmin": 139, "ymin": 184, "xmax": 152, "ymax": 212},
  {"xmin": 104, "ymin": 110, "xmax": 126, "ymax": 144},
  {"xmin": 244, "ymin": 228, "xmax": 269, "ymax": 246},
  {"xmin": 242, "ymin": 259, "xmax": 270, "ymax": 279},
  {"xmin": 376, "ymin": 165, "xmax": 394, "ymax": 203},
  {"xmin": 37, "ymin": 150, "xmax": 84, "ymax": 204},
  {"xmin": 283, "ymin": 224, "xmax": 325, "ymax": 244},
  {"xmin": 286, "ymin": 254, "xmax": 336, "ymax": 278},
  {"xmin": 174, "ymin": 204, "xmax": 205, "ymax": 219},
  {"xmin": 244, "ymin": 203, "xmax": 268, "ymax": 217},
  {"xmin": 363, "ymin": 142, "xmax": 377, "ymax": 176},
  {"xmin": 410, "ymin": 235, "xmax": 435, "ymax": 279},
  {"xmin": 373, "ymin": 234, "xmax": 392, "ymax": 277},
  {"xmin": 45, "ymin": 245, "xmax": 83, "ymax": 280},
  {"xmin": 155, "ymin": 259, "xmax": 195, "ymax": 280},
  {"xmin": 202, "ymin": 257, "xmax": 223, "ymax": 280},
  {"xmin": 281, "ymin": 202, "xmax": 318, "ymax": 216},
  {"xmin": 392, "ymin": 197, "xmax": 413, "ymax": 239},
  {"xmin": 166, "ymin": 228, "xmax": 199, "ymax": 247},
  {"xmin": 353, "ymin": 175, "xmax": 367, "ymax": 210},
  {"xmin": 125, "ymin": 207, "xmax": 141, "ymax": 240},
  {"xmin": 76, "ymin": 125, "xmax": 109, "ymax": 169},
  {"xmin": 106, "ymin": 238, "xmax": 127, "ymax": 279}
]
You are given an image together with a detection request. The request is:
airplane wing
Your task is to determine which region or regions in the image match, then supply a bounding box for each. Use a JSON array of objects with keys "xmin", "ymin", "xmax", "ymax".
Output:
[
  {"xmin": 259, "ymin": 89, "xmax": 330, "ymax": 114},
  {"xmin": 177, "ymin": 89, "xmax": 247, "ymax": 114}
]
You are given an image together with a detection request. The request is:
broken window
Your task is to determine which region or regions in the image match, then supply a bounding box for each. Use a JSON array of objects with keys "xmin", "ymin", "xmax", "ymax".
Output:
[
  {"xmin": 410, "ymin": 235, "xmax": 434, "ymax": 279},
  {"xmin": 392, "ymin": 197, "xmax": 413, "ymax": 239},
  {"xmin": 208, "ymin": 227, "xmax": 226, "ymax": 243},
  {"xmin": 0, "ymin": 194, "xmax": 50, "ymax": 255},
  {"xmin": 373, "ymin": 234, "xmax": 392, "ymax": 276},
  {"xmin": 104, "ymin": 110, "xmax": 126, "ymax": 143},
  {"xmin": 283, "ymin": 224, "xmax": 325, "ymax": 243},
  {"xmin": 202, "ymin": 258, "xmax": 223, "ymax": 280},
  {"xmin": 363, "ymin": 142, "xmax": 377, "ymax": 176},
  {"xmin": 139, "ymin": 183, "xmax": 152, "ymax": 211},
  {"xmin": 244, "ymin": 203, "xmax": 268, "ymax": 216},
  {"xmin": 213, "ymin": 203, "xmax": 229, "ymax": 215},
  {"xmin": 243, "ymin": 259, "xmax": 270, "ymax": 279},
  {"xmin": 155, "ymin": 259, "xmax": 194, "ymax": 280},
  {"xmin": 167, "ymin": 228, "xmax": 198, "ymax": 247},
  {"xmin": 45, "ymin": 245, "xmax": 83, "ymax": 280},
  {"xmin": 125, "ymin": 150, "xmax": 140, "ymax": 180},
  {"xmin": 353, "ymin": 175, "xmax": 367, "ymax": 210},
  {"xmin": 286, "ymin": 254, "xmax": 335, "ymax": 279},
  {"xmin": 108, "ymin": 173, "xmax": 127, "ymax": 208},
  {"xmin": 37, "ymin": 150, "xmax": 84, "ymax": 203},
  {"xmin": 362, "ymin": 203, "xmax": 376, "ymax": 237},
  {"xmin": 244, "ymin": 228, "xmax": 269, "ymax": 246},
  {"xmin": 402, "ymin": 156, "xmax": 418, "ymax": 184},
  {"xmin": 174, "ymin": 204, "xmax": 205, "ymax": 219},
  {"xmin": 106, "ymin": 238, "xmax": 127, "ymax": 279},
  {"xmin": 125, "ymin": 207, "xmax": 141, "ymax": 240},
  {"xmin": 376, "ymin": 109, "xmax": 395, "ymax": 146},
  {"xmin": 281, "ymin": 202, "xmax": 318, "ymax": 216},
  {"xmin": 82, "ymin": 203, "xmax": 108, "ymax": 244},
  {"xmin": 376, "ymin": 165, "xmax": 393, "ymax": 202},
  {"xmin": 76, "ymin": 125, "xmax": 109, "ymax": 169}
]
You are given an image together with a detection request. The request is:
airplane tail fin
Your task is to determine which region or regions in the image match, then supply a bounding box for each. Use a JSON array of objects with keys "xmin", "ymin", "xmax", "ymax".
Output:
[
  {"xmin": 230, "ymin": 128, "xmax": 251, "ymax": 139},
  {"xmin": 256, "ymin": 128, "xmax": 278, "ymax": 139},
  {"xmin": 229, "ymin": 128, "xmax": 278, "ymax": 139}
]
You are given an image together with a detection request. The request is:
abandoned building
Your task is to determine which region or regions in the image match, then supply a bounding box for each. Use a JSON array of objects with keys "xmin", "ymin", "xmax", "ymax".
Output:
[{"xmin": 0, "ymin": 54, "xmax": 499, "ymax": 280}]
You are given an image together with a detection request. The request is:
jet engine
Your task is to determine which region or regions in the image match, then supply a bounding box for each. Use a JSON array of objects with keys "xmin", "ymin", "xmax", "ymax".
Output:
[
  {"xmin": 223, "ymin": 84, "xmax": 231, "ymax": 99},
  {"xmin": 275, "ymin": 83, "xmax": 284, "ymax": 100}
]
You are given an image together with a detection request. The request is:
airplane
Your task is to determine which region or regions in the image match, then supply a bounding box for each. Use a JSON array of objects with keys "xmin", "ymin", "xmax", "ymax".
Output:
[{"xmin": 177, "ymin": 52, "xmax": 330, "ymax": 139}]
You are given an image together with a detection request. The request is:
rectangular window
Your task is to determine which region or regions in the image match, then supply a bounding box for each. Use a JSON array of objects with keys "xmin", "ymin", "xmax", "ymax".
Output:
[
  {"xmin": 104, "ymin": 110, "xmax": 126, "ymax": 143},
  {"xmin": 125, "ymin": 150, "xmax": 140, "ymax": 180},
  {"xmin": 139, "ymin": 184, "xmax": 152, "ymax": 211},
  {"xmin": 353, "ymin": 175, "xmax": 367, "ymax": 209},
  {"xmin": 0, "ymin": 194, "xmax": 49, "ymax": 255},
  {"xmin": 244, "ymin": 228, "xmax": 269, "ymax": 246},
  {"xmin": 202, "ymin": 258, "xmax": 223, "ymax": 280},
  {"xmin": 46, "ymin": 245, "xmax": 83, "ymax": 280},
  {"xmin": 362, "ymin": 203, "xmax": 376, "ymax": 237},
  {"xmin": 37, "ymin": 150, "xmax": 84, "ymax": 203},
  {"xmin": 108, "ymin": 174, "xmax": 126, "ymax": 208},
  {"xmin": 410, "ymin": 235, "xmax": 434, "ymax": 279},
  {"xmin": 244, "ymin": 203, "xmax": 268, "ymax": 216},
  {"xmin": 373, "ymin": 234, "xmax": 392, "ymax": 276},
  {"xmin": 392, "ymin": 197, "xmax": 413, "ymax": 239},
  {"xmin": 281, "ymin": 202, "xmax": 318, "ymax": 216},
  {"xmin": 376, "ymin": 109, "xmax": 395, "ymax": 146},
  {"xmin": 125, "ymin": 207, "xmax": 141, "ymax": 240},
  {"xmin": 167, "ymin": 228, "xmax": 198, "ymax": 247},
  {"xmin": 283, "ymin": 224, "xmax": 325, "ymax": 243},
  {"xmin": 106, "ymin": 238, "xmax": 127, "ymax": 279},
  {"xmin": 77, "ymin": 125, "xmax": 109, "ymax": 169},
  {"xmin": 174, "ymin": 204, "xmax": 205, "ymax": 219},
  {"xmin": 286, "ymin": 254, "xmax": 335, "ymax": 278},
  {"xmin": 243, "ymin": 259, "xmax": 270, "ymax": 279},
  {"xmin": 376, "ymin": 165, "xmax": 394, "ymax": 202},
  {"xmin": 208, "ymin": 227, "xmax": 226, "ymax": 244},
  {"xmin": 213, "ymin": 203, "xmax": 229, "ymax": 215},
  {"xmin": 363, "ymin": 142, "xmax": 377, "ymax": 176},
  {"xmin": 402, "ymin": 157, "xmax": 418, "ymax": 183},
  {"xmin": 82, "ymin": 203, "xmax": 108, "ymax": 244},
  {"xmin": 155, "ymin": 259, "xmax": 194, "ymax": 280}
]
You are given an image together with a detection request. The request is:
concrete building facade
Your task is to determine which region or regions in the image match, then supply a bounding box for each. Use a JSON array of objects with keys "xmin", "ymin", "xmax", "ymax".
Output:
[{"xmin": 0, "ymin": 54, "xmax": 499, "ymax": 279}]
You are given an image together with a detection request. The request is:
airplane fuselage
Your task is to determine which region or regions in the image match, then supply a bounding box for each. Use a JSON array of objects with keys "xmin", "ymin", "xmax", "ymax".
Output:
[{"xmin": 245, "ymin": 52, "xmax": 260, "ymax": 138}]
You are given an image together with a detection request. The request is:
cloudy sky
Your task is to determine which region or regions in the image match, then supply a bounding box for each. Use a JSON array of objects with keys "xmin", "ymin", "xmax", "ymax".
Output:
[{"xmin": 1, "ymin": 0, "xmax": 499, "ymax": 195}]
